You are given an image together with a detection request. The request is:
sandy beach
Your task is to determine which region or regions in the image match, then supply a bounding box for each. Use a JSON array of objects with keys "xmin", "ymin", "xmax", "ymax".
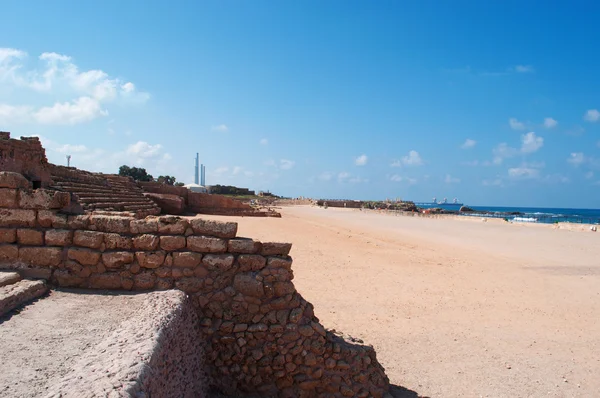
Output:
[{"xmin": 209, "ymin": 205, "xmax": 600, "ymax": 397}]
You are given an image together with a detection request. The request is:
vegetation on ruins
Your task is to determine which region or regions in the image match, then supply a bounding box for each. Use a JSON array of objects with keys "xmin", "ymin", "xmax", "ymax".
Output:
[
  {"xmin": 157, "ymin": 175, "xmax": 177, "ymax": 185},
  {"xmin": 210, "ymin": 184, "xmax": 255, "ymax": 196},
  {"xmin": 118, "ymin": 165, "xmax": 154, "ymax": 182}
]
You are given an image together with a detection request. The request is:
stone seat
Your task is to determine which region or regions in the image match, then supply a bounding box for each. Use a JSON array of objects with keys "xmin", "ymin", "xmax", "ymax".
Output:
[
  {"xmin": 0, "ymin": 271, "xmax": 48, "ymax": 318},
  {"xmin": 76, "ymin": 195, "xmax": 152, "ymax": 203}
]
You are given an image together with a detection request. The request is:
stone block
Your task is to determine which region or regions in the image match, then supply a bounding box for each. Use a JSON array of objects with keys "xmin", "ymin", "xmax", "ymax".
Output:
[
  {"xmin": 0, "ymin": 189, "xmax": 17, "ymax": 208},
  {"xmin": 73, "ymin": 230, "xmax": 104, "ymax": 249},
  {"xmin": 0, "ymin": 209, "xmax": 36, "ymax": 227},
  {"xmin": 68, "ymin": 248, "xmax": 101, "ymax": 266},
  {"xmin": 53, "ymin": 269, "xmax": 85, "ymax": 287},
  {"xmin": 18, "ymin": 189, "xmax": 70, "ymax": 209},
  {"xmin": 157, "ymin": 216, "xmax": 188, "ymax": 234},
  {"xmin": 37, "ymin": 210, "xmax": 68, "ymax": 228},
  {"xmin": 0, "ymin": 228, "xmax": 16, "ymax": 243},
  {"xmin": 160, "ymin": 235, "xmax": 186, "ymax": 251},
  {"xmin": 0, "ymin": 172, "xmax": 31, "ymax": 189},
  {"xmin": 172, "ymin": 251, "xmax": 202, "ymax": 268},
  {"xmin": 261, "ymin": 242, "xmax": 292, "ymax": 256},
  {"xmin": 90, "ymin": 214, "xmax": 131, "ymax": 233},
  {"xmin": 133, "ymin": 234, "xmax": 159, "ymax": 250},
  {"xmin": 274, "ymin": 281, "xmax": 295, "ymax": 296},
  {"xmin": 67, "ymin": 215, "xmax": 90, "ymax": 229},
  {"xmin": 155, "ymin": 278, "xmax": 173, "ymax": 290},
  {"xmin": 174, "ymin": 277, "xmax": 204, "ymax": 293},
  {"xmin": 237, "ymin": 254, "xmax": 267, "ymax": 271},
  {"xmin": 0, "ymin": 244, "xmax": 19, "ymax": 262},
  {"xmin": 88, "ymin": 273, "xmax": 122, "ymax": 289},
  {"xmin": 102, "ymin": 252, "xmax": 135, "ymax": 269},
  {"xmin": 190, "ymin": 218, "xmax": 237, "ymax": 238},
  {"xmin": 133, "ymin": 272, "xmax": 156, "ymax": 290},
  {"xmin": 187, "ymin": 236, "xmax": 227, "ymax": 253},
  {"xmin": 130, "ymin": 218, "xmax": 158, "ymax": 234},
  {"xmin": 104, "ymin": 233, "xmax": 132, "ymax": 250},
  {"xmin": 136, "ymin": 251, "xmax": 166, "ymax": 268},
  {"xmin": 17, "ymin": 229, "xmax": 44, "ymax": 245},
  {"xmin": 144, "ymin": 193, "xmax": 185, "ymax": 215},
  {"xmin": 233, "ymin": 273, "xmax": 265, "ymax": 297},
  {"xmin": 202, "ymin": 254, "xmax": 234, "ymax": 270},
  {"xmin": 45, "ymin": 229, "xmax": 73, "ymax": 246},
  {"xmin": 228, "ymin": 238, "xmax": 261, "ymax": 254},
  {"xmin": 19, "ymin": 247, "xmax": 62, "ymax": 266},
  {"xmin": 268, "ymin": 256, "xmax": 293, "ymax": 269}
]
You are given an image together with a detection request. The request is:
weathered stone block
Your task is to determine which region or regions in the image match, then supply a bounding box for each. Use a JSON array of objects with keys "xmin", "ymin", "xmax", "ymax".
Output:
[
  {"xmin": 133, "ymin": 272, "xmax": 156, "ymax": 290},
  {"xmin": 0, "ymin": 244, "xmax": 19, "ymax": 262},
  {"xmin": 19, "ymin": 246, "xmax": 62, "ymax": 266},
  {"xmin": 102, "ymin": 252, "xmax": 135, "ymax": 269},
  {"xmin": 45, "ymin": 229, "xmax": 73, "ymax": 246},
  {"xmin": 172, "ymin": 251, "xmax": 202, "ymax": 268},
  {"xmin": 233, "ymin": 273, "xmax": 265, "ymax": 297},
  {"xmin": 274, "ymin": 281, "xmax": 295, "ymax": 296},
  {"xmin": 130, "ymin": 218, "xmax": 158, "ymax": 234},
  {"xmin": 104, "ymin": 233, "xmax": 132, "ymax": 250},
  {"xmin": 17, "ymin": 229, "xmax": 44, "ymax": 245},
  {"xmin": 18, "ymin": 189, "xmax": 70, "ymax": 209},
  {"xmin": 228, "ymin": 238, "xmax": 261, "ymax": 254},
  {"xmin": 190, "ymin": 218, "xmax": 237, "ymax": 238},
  {"xmin": 88, "ymin": 273, "xmax": 121, "ymax": 289},
  {"xmin": 0, "ymin": 228, "xmax": 16, "ymax": 243},
  {"xmin": 67, "ymin": 215, "xmax": 90, "ymax": 229},
  {"xmin": 261, "ymin": 242, "xmax": 292, "ymax": 256},
  {"xmin": 238, "ymin": 254, "xmax": 267, "ymax": 271},
  {"xmin": 187, "ymin": 236, "xmax": 227, "ymax": 253},
  {"xmin": 0, "ymin": 209, "xmax": 36, "ymax": 227},
  {"xmin": 136, "ymin": 251, "xmax": 166, "ymax": 268},
  {"xmin": 73, "ymin": 230, "xmax": 104, "ymax": 249},
  {"xmin": 90, "ymin": 214, "xmax": 131, "ymax": 233},
  {"xmin": 0, "ymin": 172, "xmax": 31, "ymax": 189},
  {"xmin": 37, "ymin": 210, "xmax": 68, "ymax": 228},
  {"xmin": 160, "ymin": 235, "xmax": 186, "ymax": 251},
  {"xmin": 155, "ymin": 278, "xmax": 173, "ymax": 290},
  {"xmin": 268, "ymin": 256, "xmax": 293, "ymax": 269},
  {"xmin": 0, "ymin": 189, "xmax": 17, "ymax": 208},
  {"xmin": 157, "ymin": 216, "xmax": 188, "ymax": 234},
  {"xmin": 202, "ymin": 254, "xmax": 234, "ymax": 270},
  {"xmin": 175, "ymin": 277, "xmax": 204, "ymax": 293},
  {"xmin": 68, "ymin": 248, "xmax": 101, "ymax": 266},
  {"xmin": 133, "ymin": 234, "xmax": 159, "ymax": 250},
  {"xmin": 53, "ymin": 269, "xmax": 85, "ymax": 287}
]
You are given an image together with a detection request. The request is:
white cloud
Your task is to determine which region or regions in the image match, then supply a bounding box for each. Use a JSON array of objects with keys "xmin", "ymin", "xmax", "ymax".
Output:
[
  {"xmin": 126, "ymin": 141, "xmax": 163, "ymax": 158},
  {"xmin": 542, "ymin": 174, "xmax": 569, "ymax": 184},
  {"xmin": 508, "ymin": 167, "xmax": 540, "ymax": 179},
  {"xmin": 318, "ymin": 172, "xmax": 333, "ymax": 181},
  {"xmin": 355, "ymin": 154, "xmax": 368, "ymax": 166},
  {"xmin": 492, "ymin": 143, "xmax": 518, "ymax": 164},
  {"xmin": 53, "ymin": 144, "xmax": 88, "ymax": 154},
  {"xmin": 0, "ymin": 103, "xmax": 33, "ymax": 123},
  {"xmin": 520, "ymin": 132, "xmax": 543, "ymax": 153},
  {"xmin": 33, "ymin": 96, "xmax": 107, "ymax": 125},
  {"xmin": 444, "ymin": 174, "xmax": 461, "ymax": 184},
  {"xmin": 393, "ymin": 150, "xmax": 423, "ymax": 167},
  {"xmin": 567, "ymin": 152, "xmax": 585, "ymax": 166},
  {"xmin": 279, "ymin": 159, "xmax": 295, "ymax": 170},
  {"xmin": 338, "ymin": 172, "xmax": 350, "ymax": 181},
  {"xmin": 260, "ymin": 138, "xmax": 268, "ymax": 145},
  {"xmin": 232, "ymin": 166, "xmax": 243, "ymax": 175},
  {"xmin": 514, "ymin": 65, "xmax": 535, "ymax": 73},
  {"xmin": 509, "ymin": 118, "xmax": 525, "ymax": 130},
  {"xmin": 584, "ymin": 109, "xmax": 600, "ymax": 122},
  {"xmin": 461, "ymin": 139, "xmax": 476, "ymax": 149},
  {"xmin": 389, "ymin": 175, "xmax": 417, "ymax": 184},
  {"xmin": 212, "ymin": 124, "xmax": 228, "ymax": 132},
  {"xmin": 543, "ymin": 117, "xmax": 557, "ymax": 128}
]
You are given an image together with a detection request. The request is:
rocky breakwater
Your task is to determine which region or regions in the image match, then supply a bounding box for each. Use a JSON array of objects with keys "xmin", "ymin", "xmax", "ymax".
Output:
[{"xmin": 0, "ymin": 171, "xmax": 390, "ymax": 397}]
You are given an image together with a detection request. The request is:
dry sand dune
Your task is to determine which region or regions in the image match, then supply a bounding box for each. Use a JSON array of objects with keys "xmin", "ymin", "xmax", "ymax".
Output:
[{"xmin": 211, "ymin": 206, "xmax": 600, "ymax": 398}]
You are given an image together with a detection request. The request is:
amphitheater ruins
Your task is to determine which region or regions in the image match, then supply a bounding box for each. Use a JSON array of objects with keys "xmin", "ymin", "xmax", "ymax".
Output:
[{"xmin": 0, "ymin": 132, "xmax": 391, "ymax": 397}]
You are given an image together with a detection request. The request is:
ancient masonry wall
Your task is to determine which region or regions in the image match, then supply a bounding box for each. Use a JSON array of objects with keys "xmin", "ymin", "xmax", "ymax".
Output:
[{"xmin": 0, "ymin": 172, "xmax": 390, "ymax": 398}]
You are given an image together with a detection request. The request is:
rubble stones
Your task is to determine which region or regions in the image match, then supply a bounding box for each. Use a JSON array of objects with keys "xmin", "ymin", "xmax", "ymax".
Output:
[
  {"xmin": 191, "ymin": 218, "xmax": 238, "ymax": 238},
  {"xmin": 0, "ymin": 172, "xmax": 32, "ymax": 189}
]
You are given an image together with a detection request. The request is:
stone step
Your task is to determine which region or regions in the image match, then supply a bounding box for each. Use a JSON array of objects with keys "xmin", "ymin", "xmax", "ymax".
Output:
[
  {"xmin": 0, "ymin": 271, "xmax": 22, "ymax": 288},
  {"xmin": 0, "ymin": 279, "xmax": 48, "ymax": 318},
  {"xmin": 76, "ymin": 195, "xmax": 152, "ymax": 203},
  {"xmin": 87, "ymin": 201, "xmax": 157, "ymax": 209},
  {"xmin": 123, "ymin": 204, "xmax": 159, "ymax": 211}
]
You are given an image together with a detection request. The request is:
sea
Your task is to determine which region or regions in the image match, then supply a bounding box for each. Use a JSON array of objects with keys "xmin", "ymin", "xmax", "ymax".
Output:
[{"xmin": 415, "ymin": 203, "xmax": 600, "ymax": 225}]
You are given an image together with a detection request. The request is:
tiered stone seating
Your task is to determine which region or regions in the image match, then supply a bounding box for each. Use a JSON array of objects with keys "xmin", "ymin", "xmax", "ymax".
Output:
[{"xmin": 48, "ymin": 165, "xmax": 160, "ymax": 217}]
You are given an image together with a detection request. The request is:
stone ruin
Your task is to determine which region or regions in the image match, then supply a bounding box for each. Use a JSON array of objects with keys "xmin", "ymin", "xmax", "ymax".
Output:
[{"xmin": 0, "ymin": 132, "xmax": 392, "ymax": 397}]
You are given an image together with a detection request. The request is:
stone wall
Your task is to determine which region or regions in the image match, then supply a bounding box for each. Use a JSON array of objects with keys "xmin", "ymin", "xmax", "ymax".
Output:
[
  {"xmin": 138, "ymin": 181, "xmax": 190, "ymax": 201},
  {"xmin": 0, "ymin": 171, "xmax": 390, "ymax": 397},
  {"xmin": 0, "ymin": 132, "xmax": 52, "ymax": 187}
]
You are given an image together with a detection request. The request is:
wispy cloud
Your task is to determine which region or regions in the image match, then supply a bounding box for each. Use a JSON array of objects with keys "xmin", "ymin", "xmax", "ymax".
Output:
[
  {"xmin": 461, "ymin": 139, "xmax": 476, "ymax": 149},
  {"xmin": 444, "ymin": 174, "xmax": 461, "ymax": 184},
  {"xmin": 211, "ymin": 124, "xmax": 228, "ymax": 132},
  {"xmin": 391, "ymin": 150, "xmax": 423, "ymax": 167},
  {"xmin": 520, "ymin": 132, "xmax": 544, "ymax": 153},
  {"xmin": 279, "ymin": 159, "xmax": 295, "ymax": 170},
  {"xmin": 584, "ymin": 109, "xmax": 600, "ymax": 122},
  {"xmin": 509, "ymin": 117, "xmax": 526, "ymax": 130},
  {"xmin": 567, "ymin": 152, "xmax": 585, "ymax": 166},
  {"xmin": 259, "ymin": 138, "xmax": 268, "ymax": 145},
  {"xmin": 543, "ymin": 117, "xmax": 558, "ymax": 128},
  {"xmin": 508, "ymin": 166, "xmax": 540, "ymax": 179},
  {"xmin": 514, "ymin": 65, "xmax": 535, "ymax": 73},
  {"xmin": 492, "ymin": 143, "xmax": 518, "ymax": 165},
  {"xmin": 355, "ymin": 154, "xmax": 368, "ymax": 166},
  {"xmin": 318, "ymin": 172, "xmax": 333, "ymax": 181},
  {"xmin": 389, "ymin": 174, "xmax": 417, "ymax": 184}
]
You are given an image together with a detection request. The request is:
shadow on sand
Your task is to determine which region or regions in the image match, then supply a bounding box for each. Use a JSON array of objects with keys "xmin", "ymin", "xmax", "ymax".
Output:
[{"xmin": 390, "ymin": 384, "xmax": 429, "ymax": 398}]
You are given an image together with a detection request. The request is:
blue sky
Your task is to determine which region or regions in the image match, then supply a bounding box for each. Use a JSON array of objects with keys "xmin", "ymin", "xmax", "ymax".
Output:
[{"xmin": 1, "ymin": 1, "xmax": 600, "ymax": 208}]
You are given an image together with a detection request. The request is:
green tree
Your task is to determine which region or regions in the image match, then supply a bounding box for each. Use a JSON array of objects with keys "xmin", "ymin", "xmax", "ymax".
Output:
[
  {"xmin": 118, "ymin": 165, "xmax": 154, "ymax": 182},
  {"xmin": 157, "ymin": 175, "xmax": 177, "ymax": 185}
]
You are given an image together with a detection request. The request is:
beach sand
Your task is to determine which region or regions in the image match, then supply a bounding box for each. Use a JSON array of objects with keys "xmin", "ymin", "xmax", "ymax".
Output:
[{"xmin": 209, "ymin": 205, "xmax": 600, "ymax": 397}]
